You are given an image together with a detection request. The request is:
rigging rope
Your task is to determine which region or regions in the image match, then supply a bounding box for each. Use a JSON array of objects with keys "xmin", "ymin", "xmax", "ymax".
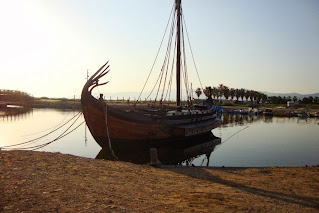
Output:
[
  {"xmin": 134, "ymin": 1, "xmax": 204, "ymax": 107},
  {"xmin": 155, "ymin": 11, "xmax": 177, "ymax": 104},
  {"xmin": 134, "ymin": 4, "xmax": 175, "ymax": 106},
  {"xmin": 182, "ymin": 11, "xmax": 205, "ymax": 94},
  {"xmin": 181, "ymin": 20, "xmax": 191, "ymax": 102},
  {"xmin": 145, "ymin": 62, "xmax": 164, "ymax": 102},
  {"xmin": 164, "ymin": 42, "xmax": 176, "ymax": 102},
  {"xmin": 160, "ymin": 16, "xmax": 176, "ymax": 102}
]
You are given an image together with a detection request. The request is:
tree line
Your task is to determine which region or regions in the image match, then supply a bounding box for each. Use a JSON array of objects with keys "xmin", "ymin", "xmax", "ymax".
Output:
[
  {"xmin": 268, "ymin": 95, "xmax": 319, "ymax": 105},
  {"xmin": 194, "ymin": 85, "xmax": 319, "ymax": 105},
  {"xmin": 0, "ymin": 89, "xmax": 34, "ymax": 103}
]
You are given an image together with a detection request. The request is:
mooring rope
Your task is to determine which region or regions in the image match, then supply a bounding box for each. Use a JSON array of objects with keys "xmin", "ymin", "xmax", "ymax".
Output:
[
  {"xmin": 218, "ymin": 125, "xmax": 250, "ymax": 146},
  {"xmin": 31, "ymin": 120, "xmax": 85, "ymax": 151},
  {"xmin": 22, "ymin": 104, "xmax": 80, "ymax": 137},
  {"xmin": 104, "ymin": 105, "xmax": 119, "ymax": 160},
  {"xmin": 0, "ymin": 112, "xmax": 82, "ymax": 148},
  {"xmin": 0, "ymin": 112, "xmax": 84, "ymax": 150}
]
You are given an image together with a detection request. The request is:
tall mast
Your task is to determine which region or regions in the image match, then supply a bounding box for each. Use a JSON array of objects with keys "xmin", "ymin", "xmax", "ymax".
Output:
[{"xmin": 176, "ymin": 0, "xmax": 181, "ymax": 107}]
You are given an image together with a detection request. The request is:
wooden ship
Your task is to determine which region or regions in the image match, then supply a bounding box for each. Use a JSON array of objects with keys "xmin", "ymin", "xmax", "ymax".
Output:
[{"xmin": 81, "ymin": 0, "xmax": 222, "ymax": 149}]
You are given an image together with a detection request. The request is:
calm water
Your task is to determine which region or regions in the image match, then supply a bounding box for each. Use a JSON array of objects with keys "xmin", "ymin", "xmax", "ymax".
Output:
[{"xmin": 0, "ymin": 108, "xmax": 318, "ymax": 167}]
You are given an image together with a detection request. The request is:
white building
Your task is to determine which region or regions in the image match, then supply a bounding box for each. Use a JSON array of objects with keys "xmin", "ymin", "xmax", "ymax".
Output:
[{"xmin": 287, "ymin": 101, "xmax": 295, "ymax": 107}]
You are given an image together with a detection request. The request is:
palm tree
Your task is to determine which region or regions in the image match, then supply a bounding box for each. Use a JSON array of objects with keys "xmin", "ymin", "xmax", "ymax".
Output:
[
  {"xmin": 251, "ymin": 91, "xmax": 256, "ymax": 103},
  {"xmin": 217, "ymin": 84, "xmax": 224, "ymax": 101},
  {"xmin": 256, "ymin": 92, "xmax": 263, "ymax": 104},
  {"xmin": 251, "ymin": 90, "xmax": 260, "ymax": 104},
  {"xmin": 261, "ymin": 94, "xmax": 268, "ymax": 103},
  {"xmin": 203, "ymin": 87, "xmax": 212, "ymax": 98},
  {"xmin": 223, "ymin": 86, "xmax": 230, "ymax": 100},
  {"xmin": 235, "ymin": 89, "xmax": 240, "ymax": 102},
  {"xmin": 245, "ymin": 90, "xmax": 250, "ymax": 103},
  {"xmin": 256, "ymin": 91, "xmax": 263, "ymax": 104},
  {"xmin": 229, "ymin": 88, "xmax": 235, "ymax": 101},
  {"xmin": 195, "ymin": 88, "xmax": 202, "ymax": 100},
  {"xmin": 239, "ymin": 88, "xmax": 246, "ymax": 104},
  {"xmin": 309, "ymin": 96, "xmax": 314, "ymax": 104},
  {"xmin": 212, "ymin": 87, "xmax": 218, "ymax": 99}
]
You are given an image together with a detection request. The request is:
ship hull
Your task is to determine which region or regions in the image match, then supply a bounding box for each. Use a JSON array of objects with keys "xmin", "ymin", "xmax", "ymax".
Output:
[
  {"xmin": 81, "ymin": 62, "xmax": 221, "ymax": 149},
  {"xmin": 81, "ymin": 92, "xmax": 221, "ymax": 149}
]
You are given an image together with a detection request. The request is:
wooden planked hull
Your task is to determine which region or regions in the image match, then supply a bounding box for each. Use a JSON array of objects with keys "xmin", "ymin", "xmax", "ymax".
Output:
[
  {"xmin": 108, "ymin": 113, "xmax": 183, "ymax": 140},
  {"xmin": 81, "ymin": 93, "xmax": 221, "ymax": 148},
  {"xmin": 82, "ymin": 96, "xmax": 181, "ymax": 148}
]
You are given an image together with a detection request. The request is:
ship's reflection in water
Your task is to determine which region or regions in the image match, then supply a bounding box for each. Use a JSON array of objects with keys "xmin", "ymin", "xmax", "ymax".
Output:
[{"xmin": 96, "ymin": 132, "xmax": 221, "ymax": 166}]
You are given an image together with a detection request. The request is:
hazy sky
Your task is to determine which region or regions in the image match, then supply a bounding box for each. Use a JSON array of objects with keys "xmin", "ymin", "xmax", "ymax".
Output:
[{"xmin": 0, "ymin": 0, "xmax": 318, "ymax": 98}]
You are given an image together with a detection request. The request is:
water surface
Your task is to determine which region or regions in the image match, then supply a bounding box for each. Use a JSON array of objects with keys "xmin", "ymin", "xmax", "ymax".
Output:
[{"xmin": 1, "ymin": 109, "xmax": 318, "ymax": 167}]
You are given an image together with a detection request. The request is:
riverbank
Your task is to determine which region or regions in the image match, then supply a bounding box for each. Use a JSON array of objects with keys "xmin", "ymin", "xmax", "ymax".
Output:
[
  {"xmin": 222, "ymin": 105, "xmax": 319, "ymax": 117},
  {"xmin": 1, "ymin": 150, "xmax": 318, "ymax": 212},
  {"xmin": 32, "ymin": 99, "xmax": 82, "ymax": 110}
]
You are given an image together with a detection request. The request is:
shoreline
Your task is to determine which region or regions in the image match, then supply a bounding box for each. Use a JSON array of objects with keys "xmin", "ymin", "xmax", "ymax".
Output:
[
  {"xmin": 1, "ymin": 97, "xmax": 318, "ymax": 116},
  {"xmin": 3, "ymin": 103, "xmax": 318, "ymax": 118},
  {"xmin": 1, "ymin": 150, "xmax": 319, "ymax": 212}
]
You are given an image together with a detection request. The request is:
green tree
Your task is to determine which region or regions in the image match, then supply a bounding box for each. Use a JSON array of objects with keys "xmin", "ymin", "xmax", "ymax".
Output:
[
  {"xmin": 235, "ymin": 89, "xmax": 240, "ymax": 102},
  {"xmin": 203, "ymin": 87, "xmax": 213, "ymax": 98},
  {"xmin": 253, "ymin": 91, "xmax": 262, "ymax": 104},
  {"xmin": 223, "ymin": 86, "xmax": 230, "ymax": 100},
  {"xmin": 212, "ymin": 87, "xmax": 218, "ymax": 99},
  {"xmin": 239, "ymin": 88, "xmax": 246, "ymax": 103},
  {"xmin": 195, "ymin": 88, "xmax": 202, "ymax": 100},
  {"xmin": 217, "ymin": 84, "xmax": 224, "ymax": 100},
  {"xmin": 261, "ymin": 94, "xmax": 268, "ymax": 103},
  {"xmin": 249, "ymin": 90, "xmax": 256, "ymax": 103},
  {"xmin": 245, "ymin": 90, "xmax": 251, "ymax": 103},
  {"xmin": 229, "ymin": 88, "xmax": 235, "ymax": 101}
]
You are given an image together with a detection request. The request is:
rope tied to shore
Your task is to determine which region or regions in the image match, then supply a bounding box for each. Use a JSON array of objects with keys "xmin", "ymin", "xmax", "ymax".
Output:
[
  {"xmin": 220, "ymin": 126, "xmax": 249, "ymax": 145},
  {"xmin": 0, "ymin": 112, "xmax": 84, "ymax": 151},
  {"xmin": 104, "ymin": 105, "xmax": 119, "ymax": 160}
]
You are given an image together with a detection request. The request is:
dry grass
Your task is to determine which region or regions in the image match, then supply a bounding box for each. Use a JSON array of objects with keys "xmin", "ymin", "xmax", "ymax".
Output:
[{"xmin": 1, "ymin": 150, "xmax": 318, "ymax": 212}]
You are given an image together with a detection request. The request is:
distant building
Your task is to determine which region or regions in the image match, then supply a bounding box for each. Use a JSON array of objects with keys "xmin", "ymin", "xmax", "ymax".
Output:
[{"xmin": 287, "ymin": 101, "xmax": 295, "ymax": 107}]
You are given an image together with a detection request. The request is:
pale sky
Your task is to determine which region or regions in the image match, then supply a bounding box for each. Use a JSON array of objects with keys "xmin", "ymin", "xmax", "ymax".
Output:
[{"xmin": 0, "ymin": 0, "xmax": 318, "ymax": 98}]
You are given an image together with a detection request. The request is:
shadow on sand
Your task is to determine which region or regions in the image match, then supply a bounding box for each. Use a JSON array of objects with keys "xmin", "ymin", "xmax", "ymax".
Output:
[{"xmin": 166, "ymin": 166, "xmax": 319, "ymax": 210}]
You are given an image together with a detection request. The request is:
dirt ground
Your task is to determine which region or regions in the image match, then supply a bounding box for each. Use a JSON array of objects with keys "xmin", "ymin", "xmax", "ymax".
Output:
[{"xmin": 1, "ymin": 150, "xmax": 319, "ymax": 212}]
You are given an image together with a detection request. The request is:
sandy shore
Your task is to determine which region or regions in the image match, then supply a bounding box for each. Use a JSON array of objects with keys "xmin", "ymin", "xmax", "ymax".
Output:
[{"xmin": 1, "ymin": 150, "xmax": 319, "ymax": 212}]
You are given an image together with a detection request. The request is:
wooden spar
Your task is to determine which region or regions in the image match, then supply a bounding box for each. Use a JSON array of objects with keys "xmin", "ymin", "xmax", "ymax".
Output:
[{"xmin": 176, "ymin": 0, "xmax": 181, "ymax": 107}]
